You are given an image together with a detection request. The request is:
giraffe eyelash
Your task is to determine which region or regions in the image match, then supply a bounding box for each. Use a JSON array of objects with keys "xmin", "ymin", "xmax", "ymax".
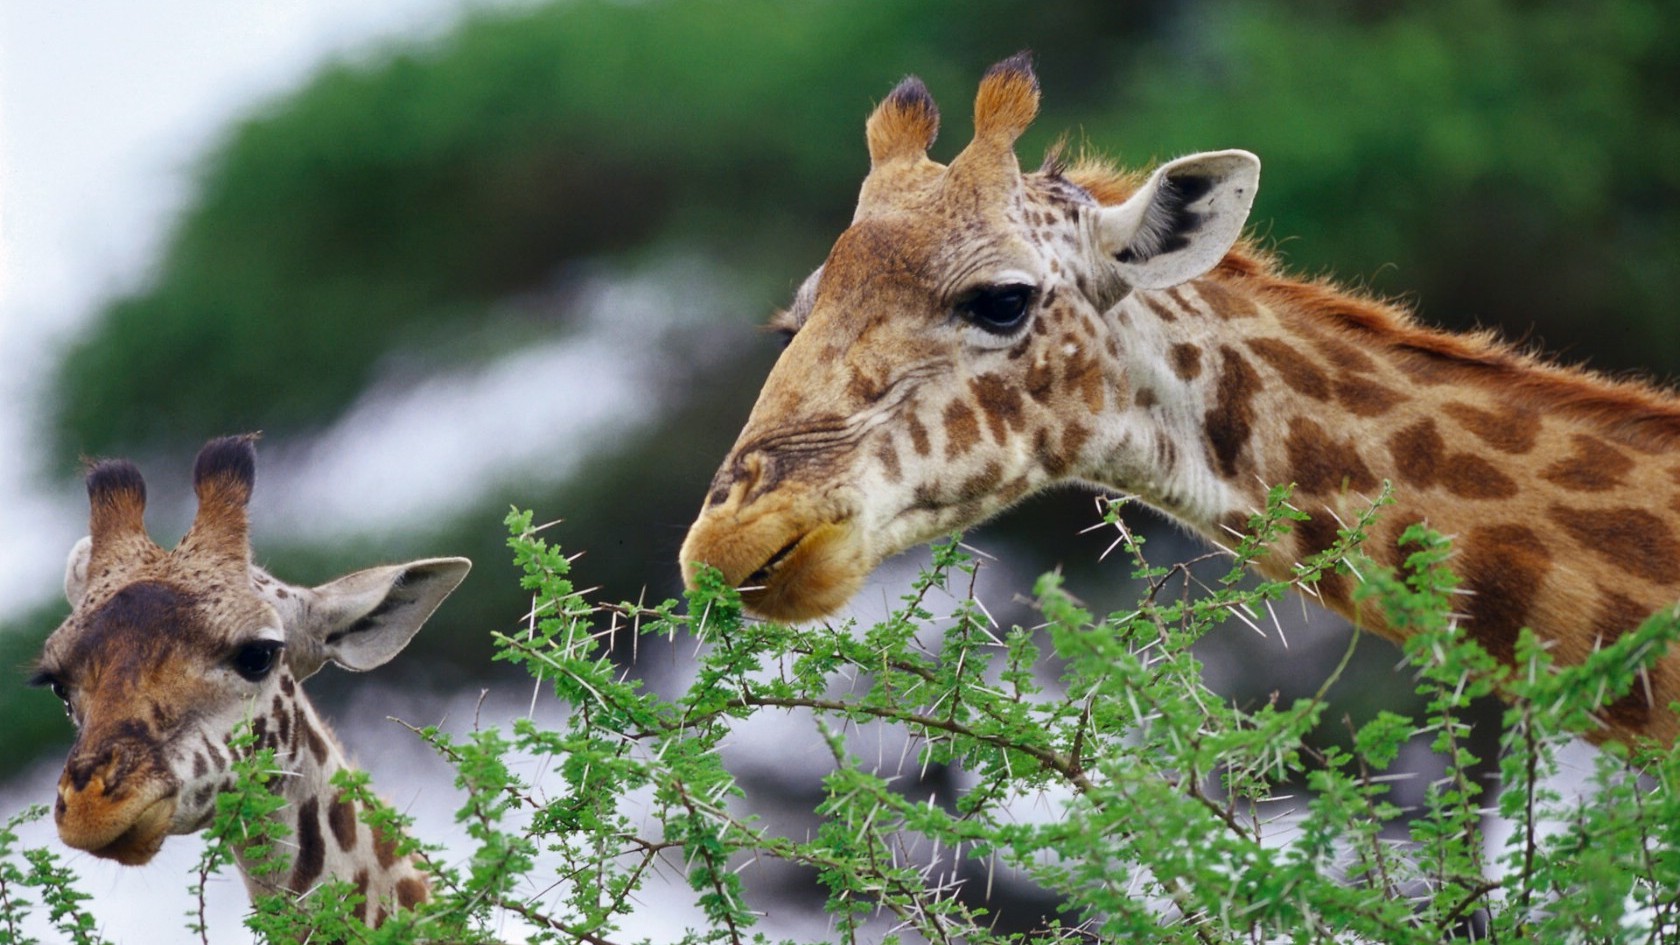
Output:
[{"xmin": 26, "ymin": 668, "xmax": 60, "ymax": 690}]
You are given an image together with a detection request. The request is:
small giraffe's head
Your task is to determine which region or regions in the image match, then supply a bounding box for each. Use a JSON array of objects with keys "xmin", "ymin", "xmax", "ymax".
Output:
[
  {"xmin": 681, "ymin": 54, "xmax": 1258, "ymax": 620},
  {"xmin": 32, "ymin": 436, "xmax": 470, "ymax": 865}
]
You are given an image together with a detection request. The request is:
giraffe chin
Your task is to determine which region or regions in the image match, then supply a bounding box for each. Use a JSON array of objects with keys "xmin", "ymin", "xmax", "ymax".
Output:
[
  {"xmin": 736, "ymin": 521, "xmax": 871, "ymax": 622},
  {"xmin": 60, "ymin": 793, "xmax": 176, "ymax": 866}
]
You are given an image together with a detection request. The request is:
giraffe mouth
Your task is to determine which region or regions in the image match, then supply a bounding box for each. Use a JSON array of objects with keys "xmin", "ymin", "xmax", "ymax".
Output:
[
  {"xmin": 734, "ymin": 520, "xmax": 867, "ymax": 621},
  {"xmin": 745, "ymin": 535, "xmax": 804, "ymax": 587},
  {"xmin": 93, "ymin": 796, "xmax": 175, "ymax": 864},
  {"xmin": 65, "ymin": 793, "xmax": 177, "ymax": 866}
]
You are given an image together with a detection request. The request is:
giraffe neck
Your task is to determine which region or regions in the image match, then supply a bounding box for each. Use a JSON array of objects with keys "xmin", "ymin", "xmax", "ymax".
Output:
[
  {"xmin": 232, "ymin": 673, "xmax": 428, "ymax": 926},
  {"xmin": 1094, "ymin": 268, "xmax": 1680, "ymax": 744}
]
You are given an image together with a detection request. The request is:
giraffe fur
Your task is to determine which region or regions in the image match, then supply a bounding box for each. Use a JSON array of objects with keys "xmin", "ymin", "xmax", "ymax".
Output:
[
  {"xmin": 34, "ymin": 435, "xmax": 468, "ymax": 925},
  {"xmin": 681, "ymin": 54, "xmax": 1680, "ymax": 746}
]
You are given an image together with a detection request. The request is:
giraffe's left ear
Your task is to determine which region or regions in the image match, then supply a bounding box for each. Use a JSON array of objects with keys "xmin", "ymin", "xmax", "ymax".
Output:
[
  {"xmin": 298, "ymin": 557, "xmax": 472, "ymax": 675},
  {"xmin": 1097, "ymin": 149, "xmax": 1260, "ymax": 290}
]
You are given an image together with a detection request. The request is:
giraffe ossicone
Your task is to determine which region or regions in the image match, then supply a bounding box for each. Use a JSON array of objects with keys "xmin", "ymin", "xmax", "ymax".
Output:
[
  {"xmin": 35, "ymin": 434, "xmax": 470, "ymax": 925},
  {"xmin": 681, "ymin": 53, "xmax": 1680, "ymax": 745}
]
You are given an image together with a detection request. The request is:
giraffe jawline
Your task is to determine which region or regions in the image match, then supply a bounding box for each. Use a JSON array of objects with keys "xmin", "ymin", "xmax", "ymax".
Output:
[
  {"xmin": 86, "ymin": 794, "xmax": 176, "ymax": 866},
  {"xmin": 735, "ymin": 521, "xmax": 869, "ymax": 622}
]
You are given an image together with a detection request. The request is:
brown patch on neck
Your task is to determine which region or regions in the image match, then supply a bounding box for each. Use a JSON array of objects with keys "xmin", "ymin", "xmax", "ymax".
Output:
[
  {"xmin": 1592, "ymin": 592, "xmax": 1664, "ymax": 732},
  {"xmin": 290, "ymin": 796, "xmax": 325, "ymax": 893},
  {"xmin": 1387, "ymin": 418, "xmax": 1519, "ymax": 499},
  {"xmin": 1333, "ymin": 376, "xmax": 1405, "ymax": 417},
  {"xmin": 1549, "ymin": 505, "xmax": 1680, "ymax": 585},
  {"xmin": 1247, "ymin": 338, "xmax": 1331, "ymax": 401},
  {"xmin": 1541, "ymin": 434, "xmax": 1635, "ymax": 492},
  {"xmin": 1457, "ymin": 524, "xmax": 1552, "ymax": 665},
  {"xmin": 1285, "ymin": 417, "xmax": 1378, "ymax": 495},
  {"xmin": 1169, "ymin": 343, "xmax": 1203, "ymax": 381},
  {"xmin": 1204, "ymin": 346, "xmax": 1261, "ymax": 479},
  {"xmin": 1193, "ymin": 279, "xmax": 1259, "ymax": 319},
  {"xmin": 1442, "ymin": 402, "xmax": 1541, "ymax": 454}
]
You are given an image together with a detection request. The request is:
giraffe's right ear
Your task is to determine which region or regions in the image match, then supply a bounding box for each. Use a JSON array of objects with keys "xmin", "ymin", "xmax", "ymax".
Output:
[
  {"xmin": 1097, "ymin": 149, "xmax": 1260, "ymax": 290},
  {"xmin": 296, "ymin": 557, "xmax": 472, "ymax": 676},
  {"xmin": 64, "ymin": 536, "xmax": 93, "ymax": 605}
]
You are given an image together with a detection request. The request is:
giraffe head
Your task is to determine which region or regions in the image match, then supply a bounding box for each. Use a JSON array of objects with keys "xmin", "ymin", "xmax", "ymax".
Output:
[
  {"xmin": 32, "ymin": 435, "xmax": 470, "ymax": 865},
  {"xmin": 681, "ymin": 54, "xmax": 1259, "ymax": 620}
]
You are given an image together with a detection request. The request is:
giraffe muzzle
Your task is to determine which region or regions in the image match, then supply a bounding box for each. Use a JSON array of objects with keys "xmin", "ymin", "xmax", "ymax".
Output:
[
  {"xmin": 681, "ymin": 494, "xmax": 871, "ymax": 622},
  {"xmin": 56, "ymin": 770, "xmax": 178, "ymax": 865}
]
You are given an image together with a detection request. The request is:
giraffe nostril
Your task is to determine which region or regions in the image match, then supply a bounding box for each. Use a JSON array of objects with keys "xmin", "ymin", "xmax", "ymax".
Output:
[{"xmin": 708, "ymin": 452, "xmax": 768, "ymax": 507}]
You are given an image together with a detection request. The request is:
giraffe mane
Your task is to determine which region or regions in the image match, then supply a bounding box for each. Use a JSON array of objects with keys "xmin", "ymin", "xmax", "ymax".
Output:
[{"xmin": 1063, "ymin": 156, "xmax": 1680, "ymax": 451}]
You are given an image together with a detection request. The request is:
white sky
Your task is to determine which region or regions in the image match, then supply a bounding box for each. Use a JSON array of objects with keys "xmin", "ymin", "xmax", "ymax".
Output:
[{"xmin": 0, "ymin": 0, "xmax": 568, "ymax": 614}]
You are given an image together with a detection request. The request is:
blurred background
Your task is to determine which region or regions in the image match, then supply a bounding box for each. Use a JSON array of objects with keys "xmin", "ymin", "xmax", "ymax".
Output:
[{"xmin": 2, "ymin": 0, "xmax": 1676, "ymax": 940}]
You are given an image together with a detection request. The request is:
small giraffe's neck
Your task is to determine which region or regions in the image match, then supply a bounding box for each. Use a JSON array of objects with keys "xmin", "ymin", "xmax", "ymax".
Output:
[
  {"xmin": 1104, "ymin": 265, "xmax": 1680, "ymax": 744},
  {"xmin": 233, "ymin": 673, "xmax": 428, "ymax": 926}
]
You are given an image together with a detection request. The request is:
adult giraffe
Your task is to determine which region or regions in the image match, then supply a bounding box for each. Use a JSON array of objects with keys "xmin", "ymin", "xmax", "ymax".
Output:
[
  {"xmin": 32, "ymin": 435, "xmax": 470, "ymax": 925},
  {"xmin": 680, "ymin": 54, "xmax": 1680, "ymax": 745}
]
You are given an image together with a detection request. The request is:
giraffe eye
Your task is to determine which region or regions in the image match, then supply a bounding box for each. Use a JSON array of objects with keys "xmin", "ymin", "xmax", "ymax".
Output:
[
  {"xmin": 28, "ymin": 671, "xmax": 73, "ymax": 720},
  {"xmin": 231, "ymin": 640, "xmax": 284, "ymax": 682},
  {"xmin": 956, "ymin": 284, "xmax": 1036, "ymax": 335}
]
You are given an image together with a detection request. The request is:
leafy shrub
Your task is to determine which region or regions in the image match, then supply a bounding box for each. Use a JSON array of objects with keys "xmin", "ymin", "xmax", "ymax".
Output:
[{"xmin": 5, "ymin": 486, "xmax": 1678, "ymax": 942}]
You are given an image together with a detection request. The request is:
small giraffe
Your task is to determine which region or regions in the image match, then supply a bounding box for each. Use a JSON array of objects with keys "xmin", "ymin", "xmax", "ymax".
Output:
[
  {"xmin": 681, "ymin": 54, "xmax": 1680, "ymax": 745},
  {"xmin": 32, "ymin": 435, "xmax": 471, "ymax": 926}
]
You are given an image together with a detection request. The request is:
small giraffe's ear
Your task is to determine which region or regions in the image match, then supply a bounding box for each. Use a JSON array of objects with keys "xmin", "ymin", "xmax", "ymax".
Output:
[
  {"xmin": 299, "ymin": 557, "xmax": 472, "ymax": 675},
  {"xmin": 1097, "ymin": 150, "xmax": 1260, "ymax": 290},
  {"xmin": 64, "ymin": 536, "xmax": 93, "ymax": 605}
]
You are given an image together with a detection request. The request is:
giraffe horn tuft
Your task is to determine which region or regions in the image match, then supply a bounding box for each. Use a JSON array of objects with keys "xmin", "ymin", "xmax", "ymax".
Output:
[
  {"xmin": 944, "ymin": 52, "xmax": 1039, "ymax": 201},
  {"xmin": 972, "ymin": 51, "xmax": 1039, "ymax": 146},
  {"xmin": 866, "ymin": 75, "xmax": 940, "ymax": 169},
  {"xmin": 183, "ymin": 433, "xmax": 260, "ymax": 562},
  {"xmin": 85, "ymin": 458, "xmax": 150, "ymax": 557}
]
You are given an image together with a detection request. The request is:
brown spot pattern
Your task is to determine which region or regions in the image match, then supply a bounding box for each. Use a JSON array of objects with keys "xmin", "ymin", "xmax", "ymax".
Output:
[
  {"xmin": 1458, "ymin": 525, "xmax": 1552, "ymax": 665},
  {"xmin": 301, "ymin": 712, "xmax": 328, "ymax": 766},
  {"xmin": 1387, "ymin": 418, "xmax": 1518, "ymax": 499},
  {"xmin": 1204, "ymin": 346, "xmax": 1260, "ymax": 479},
  {"xmin": 1169, "ymin": 343, "xmax": 1203, "ymax": 381},
  {"xmin": 1295, "ymin": 513, "xmax": 1351, "ymax": 609},
  {"xmin": 875, "ymin": 442, "xmax": 902, "ymax": 482},
  {"xmin": 291, "ymin": 797, "xmax": 325, "ymax": 893},
  {"xmin": 1542, "ymin": 434, "xmax": 1634, "ymax": 492},
  {"xmin": 1142, "ymin": 295, "xmax": 1178, "ymax": 323},
  {"xmin": 906, "ymin": 412, "xmax": 931, "ymax": 457},
  {"xmin": 1301, "ymin": 329, "xmax": 1378, "ymax": 373},
  {"xmin": 1194, "ymin": 279, "xmax": 1260, "ymax": 319},
  {"xmin": 1247, "ymin": 338, "xmax": 1331, "ymax": 400},
  {"xmin": 1549, "ymin": 505, "xmax": 1680, "ymax": 584},
  {"xmin": 396, "ymin": 876, "xmax": 427, "ymax": 909},
  {"xmin": 942, "ymin": 400, "xmax": 981, "ymax": 460},
  {"xmin": 1442, "ymin": 402, "xmax": 1540, "ymax": 454},
  {"xmin": 374, "ymin": 824, "xmax": 400, "ymax": 870},
  {"xmin": 1286, "ymin": 417, "xmax": 1378, "ymax": 495},
  {"xmin": 1333, "ymin": 376, "xmax": 1404, "ymax": 417},
  {"xmin": 970, "ymin": 373, "xmax": 1025, "ymax": 441},
  {"xmin": 1165, "ymin": 288, "xmax": 1198, "ymax": 318},
  {"xmin": 1593, "ymin": 591, "xmax": 1662, "ymax": 730},
  {"xmin": 328, "ymin": 789, "xmax": 358, "ymax": 852}
]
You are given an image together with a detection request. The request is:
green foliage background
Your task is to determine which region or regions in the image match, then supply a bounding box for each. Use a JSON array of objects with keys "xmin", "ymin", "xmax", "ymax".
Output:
[{"xmin": 7, "ymin": 1, "xmax": 1680, "ymax": 919}]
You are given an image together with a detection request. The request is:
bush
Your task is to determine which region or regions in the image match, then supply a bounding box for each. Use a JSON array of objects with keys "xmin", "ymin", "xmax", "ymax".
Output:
[{"xmin": 6, "ymin": 485, "xmax": 1679, "ymax": 942}]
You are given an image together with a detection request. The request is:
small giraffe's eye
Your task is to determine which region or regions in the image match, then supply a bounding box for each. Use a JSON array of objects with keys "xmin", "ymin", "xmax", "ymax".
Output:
[
  {"xmin": 231, "ymin": 640, "xmax": 284, "ymax": 682},
  {"xmin": 956, "ymin": 284, "xmax": 1036, "ymax": 335},
  {"xmin": 28, "ymin": 672, "xmax": 72, "ymax": 720}
]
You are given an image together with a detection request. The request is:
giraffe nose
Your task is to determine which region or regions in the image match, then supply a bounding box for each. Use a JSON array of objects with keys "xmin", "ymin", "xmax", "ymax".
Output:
[
  {"xmin": 63, "ymin": 748, "xmax": 122, "ymax": 794},
  {"xmin": 706, "ymin": 451, "xmax": 770, "ymax": 508}
]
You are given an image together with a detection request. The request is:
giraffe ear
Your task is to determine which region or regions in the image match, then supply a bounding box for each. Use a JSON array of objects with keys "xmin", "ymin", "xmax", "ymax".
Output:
[
  {"xmin": 64, "ymin": 536, "xmax": 93, "ymax": 604},
  {"xmin": 1097, "ymin": 150, "xmax": 1259, "ymax": 290},
  {"xmin": 300, "ymin": 557, "xmax": 472, "ymax": 673}
]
